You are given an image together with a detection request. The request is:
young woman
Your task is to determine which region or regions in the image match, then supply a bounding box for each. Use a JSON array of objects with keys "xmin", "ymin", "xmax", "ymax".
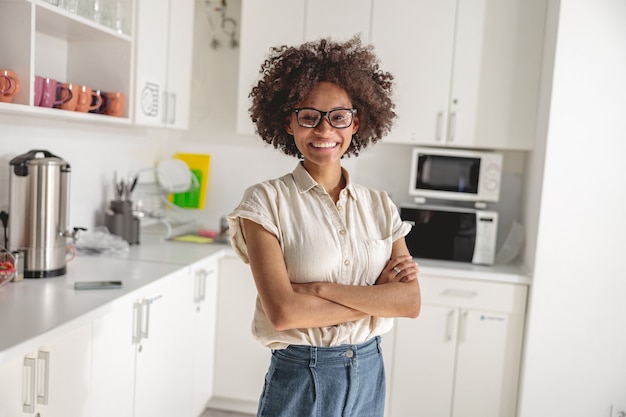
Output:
[{"xmin": 228, "ymin": 36, "xmax": 421, "ymax": 417}]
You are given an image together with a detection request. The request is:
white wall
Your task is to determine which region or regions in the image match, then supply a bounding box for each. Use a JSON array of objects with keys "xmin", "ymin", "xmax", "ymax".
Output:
[
  {"xmin": 0, "ymin": 114, "xmax": 181, "ymax": 230},
  {"xmin": 518, "ymin": 0, "xmax": 626, "ymax": 415}
]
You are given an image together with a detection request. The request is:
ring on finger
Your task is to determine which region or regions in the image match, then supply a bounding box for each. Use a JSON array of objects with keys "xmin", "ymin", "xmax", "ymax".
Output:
[{"xmin": 393, "ymin": 266, "xmax": 401, "ymax": 274}]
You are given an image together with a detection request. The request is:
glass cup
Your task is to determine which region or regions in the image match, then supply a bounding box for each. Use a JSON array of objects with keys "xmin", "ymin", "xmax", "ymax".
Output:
[{"xmin": 60, "ymin": 0, "xmax": 78, "ymax": 13}]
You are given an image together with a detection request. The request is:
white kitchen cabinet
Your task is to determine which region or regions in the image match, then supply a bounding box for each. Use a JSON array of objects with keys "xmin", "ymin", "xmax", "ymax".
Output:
[
  {"xmin": 90, "ymin": 296, "xmax": 137, "ymax": 417},
  {"xmin": 209, "ymin": 255, "xmax": 270, "ymax": 414},
  {"xmin": 134, "ymin": 0, "xmax": 195, "ymax": 129},
  {"xmin": 371, "ymin": 0, "xmax": 546, "ymax": 150},
  {"xmin": 91, "ymin": 258, "xmax": 218, "ymax": 417},
  {"xmin": 387, "ymin": 275, "xmax": 527, "ymax": 417},
  {"xmin": 0, "ymin": 0, "xmax": 133, "ymax": 123},
  {"xmin": 133, "ymin": 268, "xmax": 195, "ymax": 417},
  {"xmin": 0, "ymin": 324, "xmax": 92, "ymax": 417},
  {"xmin": 91, "ymin": 268, "xmax": 193, "ymax": 417},
  {"xmin": 236, "ymin": 0, "xmax": 372, "ymax": 135},
  {"xmin": 190, "ymin": 256, "xmax": 219, "ymax": 417}
]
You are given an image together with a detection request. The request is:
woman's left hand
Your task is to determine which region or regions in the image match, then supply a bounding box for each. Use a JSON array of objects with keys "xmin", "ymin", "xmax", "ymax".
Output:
[{"xmin": 376, "ymin": 255, "xmax": 419, "ymax": 285}]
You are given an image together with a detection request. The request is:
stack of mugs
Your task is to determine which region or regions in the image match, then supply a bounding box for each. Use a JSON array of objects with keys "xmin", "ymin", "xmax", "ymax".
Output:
[
  {"xmin": 34, "ymin": 75, "xmax": 125, "ymax": 117},
  {"xmin": 2, "ymin": 69, "xmax": 125, "ymax": 117}
]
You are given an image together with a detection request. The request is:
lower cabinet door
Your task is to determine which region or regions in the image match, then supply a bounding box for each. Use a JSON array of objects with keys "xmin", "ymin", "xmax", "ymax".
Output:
[
  {"xmin": 190, "ymin": 258, "xmax": 219, "ymax": 417},
  {"xmin": 91, "ymin": 299, "xmax": 137, "ymax": 417},
  {"xmin": 133, "ymin": 269, "xmax": 194, "ymax": 417},
  {"xmin": 36, "ymin": 325, "xmax": 93, "ymax": 417},
  {"xmin": 452, "ymin": 309, "xmax": 525, "ymax": 417},
  {"xmin": 388, "ymin": 305, "xmax": 457, "ymax": 417},
  {"xmin": 0, "ymin": 324, "xmax": 93, "ymax": 417},
  {"xmin": 0, "ymin": 355, "xmax": 25, "ymax": 416}
]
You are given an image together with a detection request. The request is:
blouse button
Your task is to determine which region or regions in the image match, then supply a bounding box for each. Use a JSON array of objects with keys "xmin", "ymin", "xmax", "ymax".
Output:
[
  {"xmin": 337, "ymin": 205, "xmax": 343, "ymax": 210},
  {"xmin": 344, "ymin": 259, "xmax": 351, "ymax": 266},
  {"xmin": 339, "ymin": 230, "xmax": 346, "ymax": 236}
]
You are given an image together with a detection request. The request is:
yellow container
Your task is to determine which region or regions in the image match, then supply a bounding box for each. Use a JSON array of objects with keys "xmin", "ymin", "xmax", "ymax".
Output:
[{"xmin": 169, "ymin": 153, "xmax": 211, "ymax": 209}]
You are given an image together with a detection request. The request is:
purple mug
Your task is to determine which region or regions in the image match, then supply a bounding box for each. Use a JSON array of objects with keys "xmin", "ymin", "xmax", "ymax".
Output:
[{"xmin": 36, "ymin": 76, "xmax": 72, "ymax": 108}]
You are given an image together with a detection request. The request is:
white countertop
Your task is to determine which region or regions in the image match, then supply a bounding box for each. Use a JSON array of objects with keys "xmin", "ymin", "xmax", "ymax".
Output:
[
  {"xmin": 0, "ymin": 238, "xmax": 529, "ymax": 365},
  {"xmin": 0, "ymin": 240, "xmax": 228, "ymax": 365}
]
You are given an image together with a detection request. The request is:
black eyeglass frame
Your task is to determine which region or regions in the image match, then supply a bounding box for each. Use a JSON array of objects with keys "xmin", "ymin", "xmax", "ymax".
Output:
[{"xmin": 292, "ymin": 107, "xmax": 358, "ymax": 129}]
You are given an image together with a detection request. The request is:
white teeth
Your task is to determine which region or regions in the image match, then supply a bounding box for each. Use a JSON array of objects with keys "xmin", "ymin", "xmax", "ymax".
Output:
[{"xmin": 312, "ymin": 142, "xmax": 337, "ymax": 148}]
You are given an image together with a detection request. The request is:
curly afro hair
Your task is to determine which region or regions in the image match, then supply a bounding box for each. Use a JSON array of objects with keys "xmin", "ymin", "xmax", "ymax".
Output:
[{"xmin": 248, "ymin": 35, "xmax": 396, "ymax": 158}]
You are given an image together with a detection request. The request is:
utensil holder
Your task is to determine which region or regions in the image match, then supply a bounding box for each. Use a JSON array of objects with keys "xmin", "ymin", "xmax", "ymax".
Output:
[{"xmin": 105, "ymin": 200, "xmax": 140, "ymax": 244}]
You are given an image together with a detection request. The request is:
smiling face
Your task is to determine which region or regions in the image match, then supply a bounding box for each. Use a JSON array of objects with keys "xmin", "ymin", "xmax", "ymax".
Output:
[{"xmin": 285, "ymin": 82, "xmax": 359, "ymax": 171}]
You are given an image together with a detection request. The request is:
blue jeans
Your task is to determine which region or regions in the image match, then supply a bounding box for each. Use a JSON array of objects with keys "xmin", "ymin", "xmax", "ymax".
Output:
[{"xmin": 257, "ymin": 336, "xmax": 386, "ymax": 417}]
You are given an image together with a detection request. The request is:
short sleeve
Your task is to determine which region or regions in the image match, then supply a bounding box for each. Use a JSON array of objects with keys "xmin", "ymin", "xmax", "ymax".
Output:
[
  {"xmin": 227, "ymin": 183, "xmax": 281, "ymax": 264},
  {"xmin": 386, "ymin": 193, "xmax": 412, "ymax": 242}
]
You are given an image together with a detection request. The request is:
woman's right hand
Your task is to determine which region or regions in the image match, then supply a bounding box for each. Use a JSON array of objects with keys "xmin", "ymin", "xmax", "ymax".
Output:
[{"xmin": 375, "ymin": 255, "xmax": 419, "ymax": 285}]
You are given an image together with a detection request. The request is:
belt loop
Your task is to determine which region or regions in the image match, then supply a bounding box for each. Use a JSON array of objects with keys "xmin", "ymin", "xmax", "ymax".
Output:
[
  {"xmin": 376, "ymin": 336, "xmax": 382, "ymax": 353},
  {"xmin": 309, "ymin": 346, "xmax": 317, "ymax": 368}
]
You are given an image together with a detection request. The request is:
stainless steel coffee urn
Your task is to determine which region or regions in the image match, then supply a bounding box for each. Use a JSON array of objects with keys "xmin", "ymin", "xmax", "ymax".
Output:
[{"xmin": 8, "ymin": 150, "xmax": 83, "ymax": 278}]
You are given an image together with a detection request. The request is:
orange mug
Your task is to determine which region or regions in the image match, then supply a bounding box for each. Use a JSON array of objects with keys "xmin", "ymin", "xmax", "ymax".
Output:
[
  {"xmin": 103, "ymin": 92, "xmax": 125, "ymax": 117},
  {"xmin": 74, "ymin": 85, "xmax": 102, "ymax": 112},
  {"xmin": 0, "ymin": 69, "xmax": 20, "ymax": 103},
  {"xmin": 58, "ymin": 82, "xmax": 80, "ymax": 111},
  {"xmin": 89, "ymin": 89, "xmax": 110, "ymax": 114}
]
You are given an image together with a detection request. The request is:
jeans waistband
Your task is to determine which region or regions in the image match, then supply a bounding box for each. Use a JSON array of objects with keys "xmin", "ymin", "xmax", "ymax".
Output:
[{"xmin": 274, "ymin": 336, "xmax": 382, "ymax": 366}]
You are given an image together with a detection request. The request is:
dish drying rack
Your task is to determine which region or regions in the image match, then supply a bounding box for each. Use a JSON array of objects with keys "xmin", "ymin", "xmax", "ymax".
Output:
[{"xmin": 130, "ymin": 159, "xmax": 201, "ymax": 238}]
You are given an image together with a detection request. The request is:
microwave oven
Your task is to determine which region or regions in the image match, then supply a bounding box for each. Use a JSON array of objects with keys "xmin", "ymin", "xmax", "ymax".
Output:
[
  {"xmin": 400, "ymin": 205, "xmax": 498, "ymax": 265},
  {"xmin": 408, "ymin": 147, "xmax": 503, "ymax": 203}
]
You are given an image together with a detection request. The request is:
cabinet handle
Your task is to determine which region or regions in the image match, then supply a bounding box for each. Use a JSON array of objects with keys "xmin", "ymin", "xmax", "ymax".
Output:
[
  {"xmin": 442, "ymin": 289, "xmax": 478, "ymax": 299},
  {"xmin": 23, "ymin": 357, "xmax": 36, "ymax": 413},
  {"xmin": 169, "ymin": 93, "xmax": 177, "ymax": 124},
  {"xmin": 458, "ymin": 310, "xmax": 469, "ymax": 343},
  {"xmin": 448, "ymin": 112, "xmax": 456, "ymax": 143},
  {"xmin": 140, "ymin": 299, "xmax": 151, "ymax": 340},
  {"xmin": 37, "ymin": 351, "xmax": 50, "ymax": 405},
  {"xmin": 436, "ymin": 112, "xmax": 444, "ymax": 141},
  {"xmin": 196, "ymin": 269, "xmax": 207, "ymax": 303},
  {"xmin": 161, "ymin": 91, "xmax": 169, "ymax": 124},
  {"xmin": 445, "ymin": 309, "xmax": 456, "ymax": 342},
  {"xmin": 132, "ymin": 301, "xmax": 143, "ymax": 343}
]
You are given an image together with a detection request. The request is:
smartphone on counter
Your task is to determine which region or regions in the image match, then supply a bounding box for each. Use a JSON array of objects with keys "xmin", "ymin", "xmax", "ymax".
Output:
[{"xmin": 74, "ymin": 281, "xmax": 123, "ymax": 290}]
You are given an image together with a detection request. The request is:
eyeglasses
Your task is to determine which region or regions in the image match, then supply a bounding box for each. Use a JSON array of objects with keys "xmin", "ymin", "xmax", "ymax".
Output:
[{"xmin": 293, "ymin": 107, "xmax": 357, "ymax": 129}]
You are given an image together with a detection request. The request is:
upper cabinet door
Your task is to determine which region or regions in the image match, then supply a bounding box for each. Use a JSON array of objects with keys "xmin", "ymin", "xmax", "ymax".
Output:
[
  {"xmin": 371, "ymin": 0, "xmax": 457, "ymax": 146},
  {"xmin": 451, "ymin": 0, "xmax": 546, "ymax": 149},
  {"xmin": 164, "ymin": 0, "xmax": 195, "ymax": 130},
  {"xmin": 236, "ymin": 0, "xmax": 306, "ymax": 135},
  {"xmin": 305, "ymin": 0, "xmax": 373, "ymax": 43},
  {"xmin": 134, "ymin": 0, "xmax": 170, "ymax": 126},
  {"xmin": 372, "ymin": 0, "xmax": 546, "ymax": 150},
  {"xmin": 134, "ymin": 0, "xmax": 195, "ymax": 129}
]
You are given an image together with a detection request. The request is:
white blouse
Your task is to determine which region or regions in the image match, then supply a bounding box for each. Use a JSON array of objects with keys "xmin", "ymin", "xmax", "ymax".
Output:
[{"xmin": 228, "ymin": 162, "xmax": 412, "ymax": 349}]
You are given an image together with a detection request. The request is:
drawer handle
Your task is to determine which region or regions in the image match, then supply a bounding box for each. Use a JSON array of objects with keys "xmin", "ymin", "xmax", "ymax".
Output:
[
  {"xmin": 23, "ymin": 357, "xmax": 36, "ymax": 413},
  {"xmin": 37, "ymin": 351, "xmax": 50, "ymax": 405},
  {"xmin": 442, "ymin": 289, "xmax": 478, "ymax": 298},
  {"xmin": 445, "ymin": 310, "xmax": 456, "ymax": 342}
]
